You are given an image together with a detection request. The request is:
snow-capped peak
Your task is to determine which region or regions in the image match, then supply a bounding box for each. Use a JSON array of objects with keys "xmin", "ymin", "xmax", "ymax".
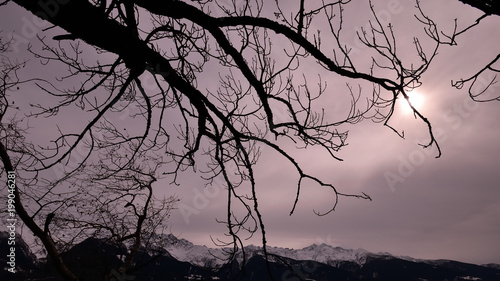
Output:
[
  {"xmin": 157, "ymin": 234, "xmax": 376, "ymax": 268},
  {"xmin": 239, "ymin": 243, "xmax": 370, "ymax": 265},
  {"xmin": 157, "ymin": 234, "xmax": 227, "ymax": 268}
]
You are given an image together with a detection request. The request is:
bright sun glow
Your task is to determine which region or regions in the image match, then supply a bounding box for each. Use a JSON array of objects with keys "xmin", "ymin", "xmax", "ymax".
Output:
[{"xmin": 401, "ymin": 90, "xmax": 425, "ymax": 114}]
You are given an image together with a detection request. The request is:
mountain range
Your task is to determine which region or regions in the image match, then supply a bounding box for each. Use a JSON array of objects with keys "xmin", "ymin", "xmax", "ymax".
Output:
[{"xmin": 2, "ymin": 231, "xmax": 500, "ymax": 281}]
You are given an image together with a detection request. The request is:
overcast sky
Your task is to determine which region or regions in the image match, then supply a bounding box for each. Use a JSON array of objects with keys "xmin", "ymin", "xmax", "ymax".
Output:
[
  {"xmin": 2, "ymin": 0, "xmax": 500, "ymax": 266},
  {"xmin": 166, "ymin": 1, "xmax": 500, "ymax": 265}
]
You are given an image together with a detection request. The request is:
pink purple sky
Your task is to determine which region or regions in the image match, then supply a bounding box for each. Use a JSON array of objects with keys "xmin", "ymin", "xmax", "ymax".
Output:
[{"xmin": 1, "ymin": 0, "xmax": 500, "ymax": 265}]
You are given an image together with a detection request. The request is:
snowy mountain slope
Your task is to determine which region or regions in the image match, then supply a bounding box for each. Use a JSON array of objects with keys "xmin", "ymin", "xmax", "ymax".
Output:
[
  {"xmin": 158, "ymin": 234, "xmax": 380, "ymax": 268},
  {"xmin": 3, "ymin": 233, "xmax": 500, "ymax": 281},
  {"xmin": 242, "ymin": 243, "xmax": 371, "ymax": 265},
  {"xmin": 157, "ymin": 233, "xmax": 500, "ymax": 279},
  {"xmin": 157, "ymin": 234, "xmax": 228, "ymax": 268}
]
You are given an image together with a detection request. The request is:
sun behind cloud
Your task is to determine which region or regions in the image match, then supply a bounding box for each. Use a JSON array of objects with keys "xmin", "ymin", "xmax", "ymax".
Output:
[{"xmin": 401, "ymin": 90, "xmax": 425, "ymax": 114}]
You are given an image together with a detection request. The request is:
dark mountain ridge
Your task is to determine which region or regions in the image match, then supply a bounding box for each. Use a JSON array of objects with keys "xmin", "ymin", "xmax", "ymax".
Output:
[{"xmin": 1, "ymin": 232, "xmax": 499, "ymax": 281}]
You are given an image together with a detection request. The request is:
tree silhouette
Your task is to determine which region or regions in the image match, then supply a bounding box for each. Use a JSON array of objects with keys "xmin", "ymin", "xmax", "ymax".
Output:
[
  {"xmin": 458, "ymin": 0, "xmax": 500, "ymax": 16},
  {"xmin": 0, "ymin": 36, "xmax": 176, "ymax": 280},
  {"xmin": 451, "ymin": 0, "xmax": 500, "ymax": 101},
  {"xmin": 1, "ymin": 0, "xmax": 498, "ymax": 280}
]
